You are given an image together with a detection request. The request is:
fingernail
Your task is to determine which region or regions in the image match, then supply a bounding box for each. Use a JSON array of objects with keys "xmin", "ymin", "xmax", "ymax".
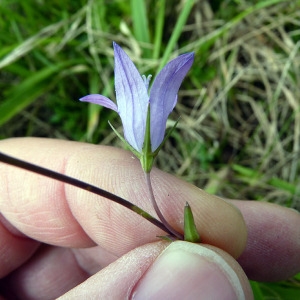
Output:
[{"xmin": 132, "ymin": 241, "xmax": 245, "ymax": 300}]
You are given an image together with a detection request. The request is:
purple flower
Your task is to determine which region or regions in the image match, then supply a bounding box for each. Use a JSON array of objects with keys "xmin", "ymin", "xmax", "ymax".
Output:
[{"xmin": 80, "ymin": 42, "xmax": 194, "ymax": 154}]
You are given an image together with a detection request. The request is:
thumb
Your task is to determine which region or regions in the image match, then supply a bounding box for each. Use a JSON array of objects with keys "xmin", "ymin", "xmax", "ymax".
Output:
[
  {"xmin": 60, "ymin": 241, "xmax": 253, "ymax": 300},
  {"xmin": 132, "ymin": 241, "xmax": 252, "ymax": 300}
]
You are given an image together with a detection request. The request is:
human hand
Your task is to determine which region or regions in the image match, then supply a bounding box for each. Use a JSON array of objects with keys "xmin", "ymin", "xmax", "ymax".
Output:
[{"xmin": 0, "ymin": 138, "xmax": 299, "ymax": 299}]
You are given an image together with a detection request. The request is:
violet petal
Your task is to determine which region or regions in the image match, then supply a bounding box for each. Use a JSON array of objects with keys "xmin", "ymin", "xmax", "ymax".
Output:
[
  {"xmin": 113, "ymin": 42, "xmax": 149, "ymax": 151},
  {"xmin": 149, "ymin": 52, "xmax": 194, "ymax": 151},
  {"xmin": 80, "ymin": 94, "xmax": 118, "ymax": 112}
]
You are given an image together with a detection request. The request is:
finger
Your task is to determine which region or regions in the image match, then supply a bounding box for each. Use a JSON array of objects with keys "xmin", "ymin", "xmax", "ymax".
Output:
[
  {"xmin": 0, "ymin": 243, "xmax": 118, "ymax": 299},
  {"xmin": 0, "ymin": 138, "xmax": 246, "ymax": 264},
  {"xmin": 59, "ymin": 241, "xmax": 253, "ymax": 300},
  {"xmin": 0, "ymin": 245, "xmax": 90, "ymax": 299},
  {"xmin": 0, "ymin": 213, "xmax": 39, "ymax": 278},
  {"xmin": 231, "ymin": 200, "xmax": 300, "ymax": 281}
]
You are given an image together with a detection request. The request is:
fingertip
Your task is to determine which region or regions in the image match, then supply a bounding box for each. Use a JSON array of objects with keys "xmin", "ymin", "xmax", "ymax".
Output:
[
  {"xmin": 132, "ymin": 241, "xmax": 251, "ymax": 300},
  {"xmin": 233, "ymin": 200, "xmax": 300, "ymax": 281}
]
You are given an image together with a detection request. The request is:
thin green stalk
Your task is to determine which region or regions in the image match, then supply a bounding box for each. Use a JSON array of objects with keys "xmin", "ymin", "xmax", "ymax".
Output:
[
  {"xmin": 130, "ymin": 0, "xmax": 151, "ymax": 58},
  {"xmin": 153, "ymin": 0, "xmax": 166, "ymax": 59},
  {"xmin": 144, "ymin": 171, "xmax": 183, "ymax": 240},
  {"xmin": 0, "ymin": 152, "xmax": 174, "ymax": 236},
  {"xmin": 156, "ymin": 0, "xmax": 195, "ymax": 73}
]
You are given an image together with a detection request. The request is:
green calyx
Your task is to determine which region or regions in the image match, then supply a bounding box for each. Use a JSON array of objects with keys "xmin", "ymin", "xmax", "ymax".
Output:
[
  {"xmin": 141, "ymin": 105, "xmax": 180, "ymax": 173},
  {"xmin": 110, "ymin": 104, "xmax": 179, "ymax": 173}
]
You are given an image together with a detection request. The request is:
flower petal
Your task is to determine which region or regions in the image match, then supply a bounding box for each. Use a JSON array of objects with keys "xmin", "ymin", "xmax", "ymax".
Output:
[
  {"xmin": 149, "ymin": 52, "xmax": 194, "ymax": 151},
  {"xmin": 113, "ymin": 42, "xmax": 149, "ymax": 152},
  {"xmin": 80, "ymin": 94, "xmax": 118, "ymax": 112}
]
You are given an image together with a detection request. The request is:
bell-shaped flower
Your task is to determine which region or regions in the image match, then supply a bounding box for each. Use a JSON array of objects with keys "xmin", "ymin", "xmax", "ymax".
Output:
[{"xmin": 80, "ymin": 42, "xmax": 194, "ymax": 171}]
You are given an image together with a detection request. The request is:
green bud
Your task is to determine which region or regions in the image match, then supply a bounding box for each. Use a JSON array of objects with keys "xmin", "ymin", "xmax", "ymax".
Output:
[{"xmin": 184, "ymin": 202, "xmax": 201, "ymax": 243}]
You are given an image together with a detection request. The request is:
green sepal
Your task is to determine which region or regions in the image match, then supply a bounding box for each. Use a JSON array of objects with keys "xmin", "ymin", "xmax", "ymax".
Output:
[
  {"xmin": 184, "ymin": 202, "xmax": 201, "ymax": 243},
  {"xmin": 108, "ymin": 121, "xmax": 141, "ymax": 159},
  {"xmin": 140, "ymin": 105, "xmax": 155, "ymax": 172},
  {"xmin": 109, "ymin": 110, "xmax": 180, "ymax": 174},
  {"xmin": 141, "ymin": 112, "xmax": 180, "ymax": 173}
]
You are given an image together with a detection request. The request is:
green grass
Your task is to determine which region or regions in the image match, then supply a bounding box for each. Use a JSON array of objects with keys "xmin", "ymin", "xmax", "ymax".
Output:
[
  {"xmin": 1, "ymin": 0, "xmax": 300, "ymax": 298},
  {"xmin": 251, "ymin": 278, "xmax": 300, "ymax": 300}
]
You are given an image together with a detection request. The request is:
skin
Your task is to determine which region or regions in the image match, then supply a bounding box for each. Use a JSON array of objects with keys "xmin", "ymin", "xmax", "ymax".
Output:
[{"xmin": 0, "ymin": 138, "xmax": 299, "ymax": 299}]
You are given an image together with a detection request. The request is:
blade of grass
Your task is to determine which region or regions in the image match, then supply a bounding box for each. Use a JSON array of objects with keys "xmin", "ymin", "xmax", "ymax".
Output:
[
  {"xmin": 84, "ymin": 0, "xmax": 115, "ymax": 140},
  {"xmin": 249, "ymin": 281, "xmax": 265, "ymax": 300},
  {"xmin": 256, "ymin": 281, "xmax": 300, "ymax": 299},
  {"xmin": 156, "ymin": 0, "xmax": 195, "ymax": 72},
  {"xmin": 130, "ymin": 0, "xmax": 151, "ymax": 57},
  {"xmin": 153, "ymin": 0, "xmax": 166, "ymax": 59},
  {"xmin": 84, "ymin": 0, "xmax": 104, "ymax": 141},
  {"xmin": 294, "ymin": 272, "xmax": 300, "ymax": 280},
  {"xmin": 232, "ymin": 164, "xmax": 298, "ymax": 195}
]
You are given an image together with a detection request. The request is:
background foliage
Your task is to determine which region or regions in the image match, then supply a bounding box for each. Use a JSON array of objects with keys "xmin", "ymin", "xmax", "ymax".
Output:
[{"xmin": 1, "ymin": 0, "xmax": 299, "ymax": 298}]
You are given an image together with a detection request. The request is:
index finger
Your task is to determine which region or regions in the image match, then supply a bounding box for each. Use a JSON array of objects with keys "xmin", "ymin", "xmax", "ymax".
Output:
[{"xmin": 0, "ymin": 138, "xmax": 247, "ymax": 258}]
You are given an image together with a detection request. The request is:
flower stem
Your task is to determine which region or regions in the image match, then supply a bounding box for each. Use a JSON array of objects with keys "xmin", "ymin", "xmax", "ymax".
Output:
[
  {"xmin": 0, "ymin": 152, "xmax": 173, "ymax": 236},
  {"xmin": 144, "ymin": 171, "xmax": 183, "ymax": 240}
]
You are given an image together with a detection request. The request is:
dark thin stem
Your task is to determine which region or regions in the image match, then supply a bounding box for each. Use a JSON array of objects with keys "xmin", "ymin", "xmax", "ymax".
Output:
[
  {"xmin": 0, "ymin": 152, "xmax": 174, "ymax": 236},
  {"xmin": 145, "ymin": 171, "xmax": 183, "ymax": 240}
]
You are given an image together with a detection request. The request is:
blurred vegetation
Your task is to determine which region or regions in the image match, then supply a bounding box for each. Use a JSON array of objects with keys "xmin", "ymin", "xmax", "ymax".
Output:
[{"xmin": 1, "ymin": 0, "xmax": 300, "ymax": 298}]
